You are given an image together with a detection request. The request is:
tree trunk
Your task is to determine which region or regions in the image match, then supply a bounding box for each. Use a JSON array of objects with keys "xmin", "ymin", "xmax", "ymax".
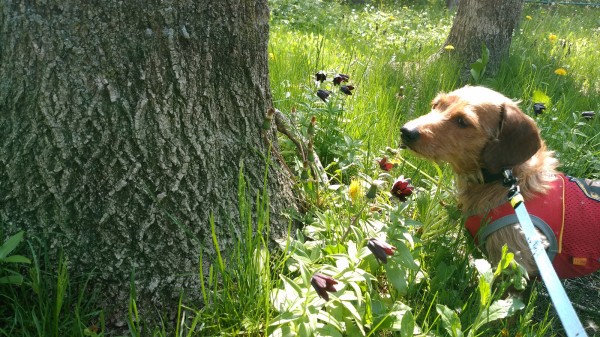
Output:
[
  {"xmin": 443, "ymin": 0, "xmax": 524, "ymax": 76},
  {"xmin": 446, "ymin": 0, "xmax": 460, "ymax": 11},
  {"xmin": 1, "ymin": 0, "xmax": 295, "ymax": 328}
]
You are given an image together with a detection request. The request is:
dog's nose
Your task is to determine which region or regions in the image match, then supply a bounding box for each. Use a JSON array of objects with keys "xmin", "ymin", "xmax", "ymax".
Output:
[{"xmin": 400, "ymin": 126, "xmax": 420, "ymax": 143}]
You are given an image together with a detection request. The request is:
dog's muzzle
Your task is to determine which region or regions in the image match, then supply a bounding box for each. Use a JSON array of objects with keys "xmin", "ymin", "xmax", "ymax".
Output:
[{"xmin": 400, "ymin": 126, "xmax": 420, "ymax": 145}]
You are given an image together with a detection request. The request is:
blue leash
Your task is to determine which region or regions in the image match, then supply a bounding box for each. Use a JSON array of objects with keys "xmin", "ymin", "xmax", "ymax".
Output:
[{"xmin": 502, "ymin": 169, "xmax": 587, "ymax": 337}]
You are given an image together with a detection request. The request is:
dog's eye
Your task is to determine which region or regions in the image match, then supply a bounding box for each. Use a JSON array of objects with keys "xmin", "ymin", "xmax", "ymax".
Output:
[{"xmin": 455, "ymin": 117, "xmax": 469, "ymax": 128}]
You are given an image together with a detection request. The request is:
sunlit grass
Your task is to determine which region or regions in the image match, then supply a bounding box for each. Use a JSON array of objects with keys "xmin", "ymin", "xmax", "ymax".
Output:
[
  {"xmin": 270, "ymin": 2, "xmax": 600, "ymax": 179},
  {"xmin": 266, "ymin": 1, "xmax": 599, "ymax": 336}
]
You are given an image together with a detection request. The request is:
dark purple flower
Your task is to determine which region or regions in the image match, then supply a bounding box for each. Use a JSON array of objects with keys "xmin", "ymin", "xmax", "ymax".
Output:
[
  {"xmin": 378, "ymin": 156, "xmax": 394, "ymax": 171},
  {"xmin": 316, "ymin": 71, "xmax": 327, "ymax": 83},
  {"xmin": 333, "ymin": 74, "xmax": 349, "ymax": 85},
  {"xmin": 533, "ymin": 103, "xmax": 546, "ymax": 115},
  {"xmin": 581, "ymin": 111, "xmax": 595, "ymax": 120},
  {"xmin": 340, "ymin": 85, "xmax": 354, "ymax": 95},
  {"xmin": 391, "ymin": 175, "xmax": 413, "ymax": 202},
  {"xmin": 317, "ymin": 89, "xmax": 330, "ymax": 102},
  {"xmin": 367, "ymin": 238, "xmax": 396, "ymax": 264},
  {"xmin": 310, "ymin": 273, "xmax": 338, "ymax": 301}
]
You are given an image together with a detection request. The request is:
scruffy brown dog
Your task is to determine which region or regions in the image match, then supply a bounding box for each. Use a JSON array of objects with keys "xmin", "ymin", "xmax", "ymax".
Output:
[{"xmin": 400, "ymin": 86, "xmax": 600, "ymax": 278}]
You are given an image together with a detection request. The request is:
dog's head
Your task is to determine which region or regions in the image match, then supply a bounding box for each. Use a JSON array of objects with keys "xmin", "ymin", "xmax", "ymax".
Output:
[{"xmin": 400, "ymin": 86, "xmax": 541, "ymax": 174}]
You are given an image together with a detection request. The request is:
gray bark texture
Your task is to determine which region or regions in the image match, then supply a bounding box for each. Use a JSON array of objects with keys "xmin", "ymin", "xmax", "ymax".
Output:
[
  {"xmin": 444, "ymin": 0, "xmax": 524, "ymax": 75},
  {"xmin": 1, "ymin": 0, "xmax": 295, "ymax": 328}
]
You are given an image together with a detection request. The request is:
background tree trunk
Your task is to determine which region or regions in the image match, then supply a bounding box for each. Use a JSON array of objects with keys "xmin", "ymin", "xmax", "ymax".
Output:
[
  {"xmin": 443, "ymin": 0, "xmax": 524, "ymax": 76},
  {"xmin": 1, "ymin": 0, "xmax": 295, "ymax": 328}
]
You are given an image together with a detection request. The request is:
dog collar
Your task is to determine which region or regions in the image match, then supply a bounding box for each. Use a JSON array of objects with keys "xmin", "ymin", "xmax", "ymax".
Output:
[{"xmin": 481, "ymin": 168, "xmax": 506, "ymax": 184}]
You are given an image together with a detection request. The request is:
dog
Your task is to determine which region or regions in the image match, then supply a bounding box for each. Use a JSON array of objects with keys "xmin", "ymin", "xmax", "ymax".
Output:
[{"xmin": 400, "ymin": 85, "xmax": 600, "ymax": 278}]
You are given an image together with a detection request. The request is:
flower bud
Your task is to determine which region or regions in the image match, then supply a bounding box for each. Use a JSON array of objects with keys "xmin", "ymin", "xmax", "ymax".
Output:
[
  {"xmin": 340, "ymin": 85, "xmax": 354, "ymax": 95},
  {"xmin": 367, "ymin": 238, "xmax": 396, "ymax": 264},
  {"xmin": 315, "ymin": 71, "xmax": 327, "ymax": 83},
  {"xmin": 366, "ymin": 183, "xmax": 378, "ymax": 199},
  {"xmin": 333, "ymin": 74, "xmax": 349, "ymax": 85},
  {"xmin": 533, "ymin": 103, "xmax": 546, "ymax": 115},
  {"xmin": 310, "ymin": 273, "xmax": 338, "ymax": 301},
  {"xmin": 317, "ymin": 89, "xmax": 330, "ymax": 102}
]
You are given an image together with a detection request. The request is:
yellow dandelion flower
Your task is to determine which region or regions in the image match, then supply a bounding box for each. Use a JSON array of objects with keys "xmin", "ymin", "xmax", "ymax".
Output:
[
  {"xmin": 525, "ymin": 15, "xmax": 532, "ymax": 20},
  {"xmin": 348, "ymin": 179, "xmax": 362, "ymax": 202},
  {"xmin": 269, "ymin": 52, "xmax": 275, "ymax": 60},
  {"xmin": 444, "ymin": 45, "xmax": 455, "ymax": 51},
  {"xmin": 554, "ymin": 68, "xmax": 567, "ymax": 76},
  {"xmin": 548, "ymin": 33, "xmax": 558, "ymax": 42}
]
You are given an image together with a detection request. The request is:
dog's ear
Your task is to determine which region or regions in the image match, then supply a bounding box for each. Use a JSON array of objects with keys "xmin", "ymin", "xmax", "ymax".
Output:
[{"xmin": 481, "ymin": 102, "xmax": 541, "ymax": 173}]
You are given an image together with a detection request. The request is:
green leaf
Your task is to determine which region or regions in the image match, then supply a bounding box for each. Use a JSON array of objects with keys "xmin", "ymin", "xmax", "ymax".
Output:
[
  {"xmin": 471, "ymin": 61, "xmax": 484, "ymax": 73},
  {"xmin": 2, "ymin": 255, "xmax": 31, "ymax": 264},
  {"xmin": 512, "ymin": 264, "xmax": 528, "ymax": 291},
  {"xmin": 481, "ymin": 44, "xmax": 489, "ymax": 65},
  {"xmin": 298, "ymin": 261, "xmax": 310, "ymax": 287},
  {"xmin": 316, "ymin": 311, "xmax": 343, "ymax": 334},
  {"xmin": 436, "ymin": 304, "xmax": 463, "ymax": 337},
  {"xmin": 0, "ymin": 274, "xmax": 24, "ymax": 285},
  {"xmin": 473, "ymin": 259, "xmax": 493, "ymax": 284},
  {"xmin": 339, "ymin": 300, "xmax": 365, "ymax": 335},
  {"xmin": 470, "ymin": 69, "xmax": 480, "ymax": 83},
  {"xmin": 473, "ymin": 298, "xmax": 525, "ymax": 331},
  {"xmin": 495, "ymin": 245, "xmax": 514, "ymax": 276},
  {"xmin": 0, "ymin": 231, "xmax": 25, "ymax": 260},
  {"xmin": 280, "ymin": 274, "xmax": 303, "ymax": 299},
  {"xmin": 478, "ymin": 276, "xmax": 491, "ymax": 307},
  {"xmin": 269, "ymin": 312, "xmax": 302, "ymax": 327},
  {"xmin": 269, "ymin": 324, "xmax": 295, "ymax": 337},
  {"xmin": 315, "ymin": 324, "xmax": 343, "ymax": 337},
  {"xmin": 400, "ymin": 310, "xmax": 415, "ymax": 337},
  {"xmin": 324, "ymin": 243, "xmax": 346, "ymax": 255},
  {"xmin": 394, "ymin": 241, "xmax": 420, "ymax": 271},
  {"xmin": 298, "ymin": 320, "xmax": 313, "ymax": 337},
  {"xmin": 385, "ymin": 263, "xmax": 408, "ymax": 296}
]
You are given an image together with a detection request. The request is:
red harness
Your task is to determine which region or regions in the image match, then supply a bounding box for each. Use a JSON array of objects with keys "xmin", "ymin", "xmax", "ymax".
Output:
[{"xmin": 465, "ymin": 173, "xmax": 600, "ymax": 278}]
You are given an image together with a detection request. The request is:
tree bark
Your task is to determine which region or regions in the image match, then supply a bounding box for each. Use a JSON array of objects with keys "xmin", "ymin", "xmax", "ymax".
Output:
[
  {"xmin": 443, "ymin": 0, "xmax": 524, "ymax": 76},
  {"xmin": 1, "ymin": 0, "xmax": 295, "ymax": 328}
]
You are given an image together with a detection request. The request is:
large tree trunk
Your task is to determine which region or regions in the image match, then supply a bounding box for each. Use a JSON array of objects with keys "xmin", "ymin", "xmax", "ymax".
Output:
[
  {"xmin": 443, "ymin": 0, "xmax": 524, "ymax": 76},
  {"xmin": 1, "ymin": 0, "xmax": 295, "ymax": 328}
]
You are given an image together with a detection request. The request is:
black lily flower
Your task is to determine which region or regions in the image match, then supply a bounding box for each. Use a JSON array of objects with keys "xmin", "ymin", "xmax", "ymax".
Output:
[
  {"xmin": 317, "ymin": 89, "xmax": 330, "ymax": 102},
  {"xmin": 340, "ymin": 85, "xmax": 354, "ymax": 95},
  {"xmin": 581, "ymin": 111, "xmax": 595, "ymax": 120},
  {"xmin": 391, "ymin": 175, "xmax": 413, "ymax": 202},
  {"xmin": 533, "ymin": 103, "xmax": 546, "ymax": 115},
  {"xmin": 310, "ymin": 273, "xmax": 338, "ymax": 301},
  {"xmin": 333, "ymin": 74, "xmax": 349, "ymax": 85},
  {"xmin": 367, "ymin": 238, "xmax": 396, "ymax": 264},
  {"xmin": 316, "ymin": 71, "xmax": 327, "ymax": 83}
]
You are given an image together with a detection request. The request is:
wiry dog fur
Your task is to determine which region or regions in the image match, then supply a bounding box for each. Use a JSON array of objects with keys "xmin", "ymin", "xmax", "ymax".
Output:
[{"xmin": 400, "ymin": 86, "xmax": 559, "ymax": 275}]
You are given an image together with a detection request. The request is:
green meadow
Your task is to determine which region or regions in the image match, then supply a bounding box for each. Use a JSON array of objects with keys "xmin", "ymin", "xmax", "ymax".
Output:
[{"xmin": 1, "ymin": 1, "xmax": 598, "ymax": 336}]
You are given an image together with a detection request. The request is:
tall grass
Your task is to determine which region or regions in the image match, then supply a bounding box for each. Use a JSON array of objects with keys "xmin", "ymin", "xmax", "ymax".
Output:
[
  {"xmin": 269, "ymin": 1, "xmax": 600, "ymax": 177},
  {"xmin": 0, "ymin": 237, "xmax": 104, "ymax": 337},
  {"xmin": 267, "ymin": 1, "xmax": 599, "ymax": 336}
]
